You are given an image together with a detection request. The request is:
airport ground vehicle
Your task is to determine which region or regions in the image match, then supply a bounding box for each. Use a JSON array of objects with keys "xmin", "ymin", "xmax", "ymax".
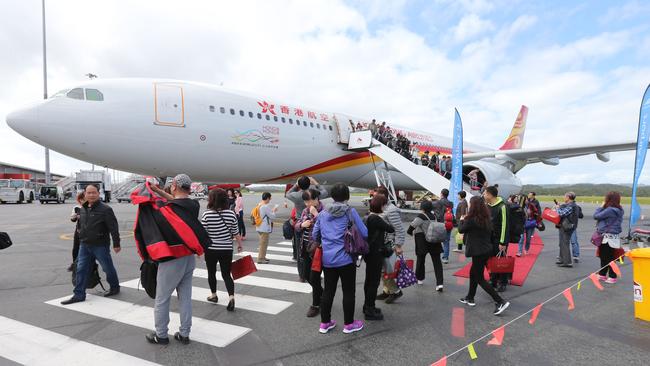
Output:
[
  {"xmin": 0, "ymin": 174, "xmax": 35, "ymax": 204},
  {"xmin": 75, "ymin": 170, "xmax": 112, "ymax": 202},
  {"xmin": 39, "ymin": 185, "xmax": 65, "ymax": 204}
]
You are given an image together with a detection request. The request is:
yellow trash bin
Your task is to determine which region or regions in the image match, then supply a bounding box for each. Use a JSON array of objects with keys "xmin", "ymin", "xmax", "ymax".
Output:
[{"xmin": 628, "ymin": 248, "xmax": 650, "ymax": 322}]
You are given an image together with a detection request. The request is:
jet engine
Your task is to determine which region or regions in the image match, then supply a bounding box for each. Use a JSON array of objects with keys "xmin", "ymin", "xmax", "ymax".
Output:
[{"xmin": 462, "ymin": 160, "xmax": 522, "ymax": 198}]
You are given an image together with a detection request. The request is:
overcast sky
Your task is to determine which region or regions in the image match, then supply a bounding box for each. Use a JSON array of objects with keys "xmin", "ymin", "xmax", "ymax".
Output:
[{"xmin": 1, "ymin": 0, "xmax": 649, "ymax": 184}]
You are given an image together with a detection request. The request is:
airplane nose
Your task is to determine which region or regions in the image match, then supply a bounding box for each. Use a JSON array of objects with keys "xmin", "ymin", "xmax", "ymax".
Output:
[{"xmin": 6, "ymin": 107, "xmax": 36, "ymax": 136}]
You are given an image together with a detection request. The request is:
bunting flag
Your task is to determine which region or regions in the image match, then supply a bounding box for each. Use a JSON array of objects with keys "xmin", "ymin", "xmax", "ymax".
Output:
[
  {"xmin": 529, "ymin": 303, "xmax": 543, "ymax": 325},
  {"xmin": 563, "ymin": 288, "xmax": 575, "ymax": 310},
  {"xmin": 430, "ymin": 355, "xmax": 447, "ymax": 366},
  {"xmin": 610, "ymin": 261, "xmax": 622, "ymax": 278},
  {"xmin": 468, "ymin": 343, "xmax": 478, "ymax": 360},
  {"xmin": 577, "ymin": 281, "xmax": 582, "ymax": 291},
  {"xmin": 487, "ymin": 326, "xmax": 505, "ymax": 346},
  {"xmin": 619, "ymin": 256, "xmax": 625, "ymax": 264},
  {"xmin": 589, "ymin": 273, "xmax": 605, "ymax": 291}
]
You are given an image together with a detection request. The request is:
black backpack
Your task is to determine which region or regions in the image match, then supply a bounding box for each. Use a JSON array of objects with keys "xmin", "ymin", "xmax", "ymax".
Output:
[
  {"xmin": 140, "ymin": 259, "xmax": 158, "ymax": 299},
  {"xmin": 282, "ymin": 219, "xmax": 294, "ymax": 240},
  {"xmin": 0, "ymin": 232, "xmax": 12, "ymax": 250},
  {"xmin": 508, "ymin": 203, "xmax": 525, "ymax": 243},
  {"xmin": 71, "ymin": 260, "xmax": 105, "ymax": 291}
]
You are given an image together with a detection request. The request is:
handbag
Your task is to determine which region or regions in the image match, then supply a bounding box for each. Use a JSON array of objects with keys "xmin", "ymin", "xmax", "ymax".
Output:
[
  {"xmin": 384, "ymin": 256, "xmax": 414, "ymax": 279},
  {"xmin": 0, "ymin": 232, "xmax": 12, "ymax": 250},
  {"xmin": 455, "ymin": 231, "xmax": 464, "ymax": 244},
  {"xmin": 560, "ymin": 217, "xmax": 575, "ymax": 232},
  {"xmin": 139, "ymin": 260, "xmax": 158, "ymax": 299},
  {"xmin": 591, "ymin": 230, "xmax": 604, "ymax": 247},
  {"xmin": 542, "ymin": 208, "xmax": 561, "ymax": 225},
  {"xmin": 311, "ymin": 247, "xmax": 322, "ymax": 272},
  {"xmin": 231, "ymin": 255, "xmax": 257, "ymax": 280},
  {"xmin": 536, "ymin": 221, "xmax": 546, "ymax": 232},
  {"xmin": 487, "ymin": 251, "xmax": 515, "ymax": 274},
  {"xmin": 396, "ymin": 256, "xmax": 418, "ymax": 289},
  {"xmin": 343, "ymin": 209, "xmax": 369, "ymax": 256}
]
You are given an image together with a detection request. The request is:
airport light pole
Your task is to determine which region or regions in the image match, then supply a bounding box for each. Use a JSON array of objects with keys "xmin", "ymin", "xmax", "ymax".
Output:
[{"xmin": 42, "ymin": 0, "xmax": 51, "ymax": 184}]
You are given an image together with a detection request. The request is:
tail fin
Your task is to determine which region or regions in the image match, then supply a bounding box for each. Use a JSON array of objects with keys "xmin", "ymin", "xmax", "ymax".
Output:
[{"xmin": 499, "ymin": 105, "xmax": 528, "ymax": 150}]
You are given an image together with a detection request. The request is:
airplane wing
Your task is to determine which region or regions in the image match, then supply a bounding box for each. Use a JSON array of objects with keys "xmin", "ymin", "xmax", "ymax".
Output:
[{"xmin": 463, "ymin": 141, "xmax": 639, "ymax": 165}]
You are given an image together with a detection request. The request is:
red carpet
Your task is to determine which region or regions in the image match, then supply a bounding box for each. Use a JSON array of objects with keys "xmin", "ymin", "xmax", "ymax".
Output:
[{"xmin": 452, "ymin": 235, "xmax": 544, "ymax": 286}]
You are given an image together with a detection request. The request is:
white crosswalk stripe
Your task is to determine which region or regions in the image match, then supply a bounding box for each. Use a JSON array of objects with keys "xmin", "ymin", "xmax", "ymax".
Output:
[
  {"xmin": 193, "ymin": 268, "xmax": 311, "ymax": 293},
  {"xmin": 239, "ymin": 251, "xmax": 295, "ymax": 262},
  {"xmin": 0, "ymin": 315, "xmax": 161, "ymax": 365},
  {"xmin": 274, "ymin": 241, "xmax": 293, "ymax": 246},
  {"xmin": 253, "ymin": 262, "xmax": 299, "ymax": 275},
  {"xmin": 45, "ymin": 295, "xmax": 251, "ymax": 348},
  {"xmin": 266, "ymin": 246, "xmax": 294, "ymax": 253},
  {"xmin": 120, "ymin": 279, "xmax": 293, "ymax": 314}
]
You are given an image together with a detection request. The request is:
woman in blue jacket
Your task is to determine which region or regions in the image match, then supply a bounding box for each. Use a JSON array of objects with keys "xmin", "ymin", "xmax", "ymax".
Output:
[
  {"xmin": 312, "ymin": 183, "xmax": 368, "ymax": 334},
  {"xmin": 594, "ymin": 191, "xmax": 624, "ymax": 284}
]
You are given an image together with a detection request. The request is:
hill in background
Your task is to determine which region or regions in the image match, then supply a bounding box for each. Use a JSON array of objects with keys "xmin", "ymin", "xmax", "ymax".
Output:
[{"xmin": 522, "ymin": 184, "xmax": 650, "ymax": 197}]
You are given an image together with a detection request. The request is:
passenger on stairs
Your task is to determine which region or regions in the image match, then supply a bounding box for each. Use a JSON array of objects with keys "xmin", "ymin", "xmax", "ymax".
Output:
[
  {"xmin": 421, "ymin": 151, "xmax": 430, "ymax": 167},
  {"xmin": 294, "ymin": 188, "xmax": 325, "ymax": 318},
  {"xmin": 313, "ymin": 183, "xmax": 367, "ymax": 334},
  {"xmin": 373, "ymin": 186, "xmax": 406, "ymax": 304},
  {"xmin": 407, "ymin": 200, "xmax": 444, "ymax": 291},
  {"xmin": 201, "ymin": 188, "xmax": 242, "ymax": 312}
]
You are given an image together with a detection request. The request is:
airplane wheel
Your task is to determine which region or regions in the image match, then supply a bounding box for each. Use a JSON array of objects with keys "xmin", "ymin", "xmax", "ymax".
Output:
[{"xmin": 18, "ymin": 192, "xmax": 24, "ymax": 204}]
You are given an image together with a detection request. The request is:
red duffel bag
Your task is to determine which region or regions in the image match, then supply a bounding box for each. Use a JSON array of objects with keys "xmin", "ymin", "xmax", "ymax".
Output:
[
  {"xmin": 231, "ymin": 255, "xmax": 257, "ymax": 280},
  {"xmin": 542, "ymin": 207, "xmax": 561, "ymax": 225},
  {"xmin": 487, "ymin": 251, "xmax": 515, "ymax": 274}
]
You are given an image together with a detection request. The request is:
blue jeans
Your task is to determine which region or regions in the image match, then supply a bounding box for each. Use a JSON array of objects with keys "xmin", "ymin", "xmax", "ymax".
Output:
[
  {"xmin": 442, "ymin": 230, "xmax": 452, "ymax": 260},
  {"xmin": 518, "ymin": 227, "xmax": 535, "ymax": 253},
  {"xmin": 73, "ymin": 243, "xmax": 120, "ymax": 299},
  {"xmin": 570, "ymin": 229, "xmax": 579, "ymax": 258}
]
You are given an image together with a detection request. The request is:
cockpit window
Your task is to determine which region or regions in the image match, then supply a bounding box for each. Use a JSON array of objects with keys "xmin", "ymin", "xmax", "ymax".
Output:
[
  {"xmin": 66, "ymin": 88, "xmax": 84, "ymax": 100},
  {"xmin": 85, "ymin": 89, "xmax": 104, "ymax": 101},
  {"xmin": 52, "ymin": 89, "xmax": 70, "ymax": 98}
]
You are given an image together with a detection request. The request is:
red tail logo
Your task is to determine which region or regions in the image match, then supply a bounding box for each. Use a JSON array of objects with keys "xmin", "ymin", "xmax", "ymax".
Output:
[{"xmin": 499, "ymin": 105, "xmax": 528, "ymax": 150}]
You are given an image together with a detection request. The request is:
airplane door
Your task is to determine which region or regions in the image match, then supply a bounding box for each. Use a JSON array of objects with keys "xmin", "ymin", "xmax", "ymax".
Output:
[
  {"xmin": 154, "ymin": 83, "xmax": 185, "ymax": 127},
  {"xmin": 333, "ymin": 114, "xmax": 352, "ymax": 144}
]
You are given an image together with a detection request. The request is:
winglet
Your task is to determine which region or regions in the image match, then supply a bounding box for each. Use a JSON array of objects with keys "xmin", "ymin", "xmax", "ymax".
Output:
[{"xmin": 499, "ymin": 105, "xmax": 528, "ymax": 150}]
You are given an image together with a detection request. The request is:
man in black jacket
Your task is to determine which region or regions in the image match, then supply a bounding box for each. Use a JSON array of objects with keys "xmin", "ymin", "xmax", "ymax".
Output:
[
  {"xmin": 483, "ymin": 186, "xmax": 510, "ymax": 292},
  {"xmin": 61, "ymin": 184, "xmax": 121, "ymax": 305}
]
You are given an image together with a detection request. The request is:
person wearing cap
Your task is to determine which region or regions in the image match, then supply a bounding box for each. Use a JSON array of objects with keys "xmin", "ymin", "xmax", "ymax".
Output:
[{"xmin": 145, "ymin": 174, "xmax": 209, "ymax": 345}]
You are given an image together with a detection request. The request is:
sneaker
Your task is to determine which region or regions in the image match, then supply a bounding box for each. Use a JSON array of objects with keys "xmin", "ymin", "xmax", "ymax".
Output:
[
  {"xmin": 207, "ymin": 295, "xmax": 219, "ymax": 303},
  {"xmin": 145, "ymin": 332, "xmax": 169, "ymax": 345},
  {"xmin": 557, "ymin": 264, "xmax": 573, "ymax": 268},
  {"xmin": 66, "ymin": 263, "xmax": 74, "ymax": 272},
  {"xmin": 436, "ymin": 285, "xmax": 444, "ymax": 292},
  {"xmin": 417, "ymin": 280, "xmax": 424, "ymax": 285},
  {"xmin": 452, "ymin": 249, "xmax": 463, "ymax": 253},
  {"xmin": 494, "ymin": 301, "xmax": 510, "ymax": 316},
  {"xmin": 104, "ymin": 287, "xmax": 120, "ymax": 298},
  {"xmin": 442, "ymin": 258, "xmax": 450, "ymax": 264},
  {"xmin": 459, "ymin": 297, "xmax": 476, "ymax": 307},
  {"xmin": 174, "ymin": 332, "xmax": 190, "ymax": 345},
  {"xmin": 319, "ymin": 320, "xmax": 337, "ymax": 334},
  {"xmin": 598, "ymin": 275, "xmax": 607, "ymax": 281},
  {"xmin": 385, "ymin": 291, "xmax": 403, "ymax": 304},
  {"xmin": 376, "ymin": 292, "xmax": 390, "ymax": 300},
  {"xmin": 343, "ymin": 320, "xmax": 364, "ymax": 334},
  {"xmin": 497, "ymin": 284, "xmax": 507, "ymax": 293},
  {"xmin": 306, "ymin": 306, "xmax": 320, "ymax": 318},
  {"xmin": 257, "ymin": 259, "xmax": 270, "ymax": 264},
  {"xmin": 516, "ymin": 252, "xmax": 522, "ymax": 257},
  {"xmin": 573, "ymin": 257, "xmax": 580, "ymax": 263},
  {"xmin": 363, "ymin": 307, "xmax": 384, "ymax": 321},
  {"xmin": 226, "ymin": 299, "xmax": 235, "ymax": 311},
  {"xmin": 60, "ymin": 297, "xmax": 85, "ymax": 305},
  {"xmin": 605, "ymin": 277, "xmax": 618, "ymax": 284}
]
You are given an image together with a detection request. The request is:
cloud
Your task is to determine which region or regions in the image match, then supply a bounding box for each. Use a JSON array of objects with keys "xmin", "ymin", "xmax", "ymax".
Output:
[{"xmin": 451, "ymin": 14, "xmax": 495, "ymax": 43}]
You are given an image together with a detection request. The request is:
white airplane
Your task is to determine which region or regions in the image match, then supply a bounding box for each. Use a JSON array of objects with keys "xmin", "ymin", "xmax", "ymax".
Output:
[{"xmin": 5, "ymin": 78, "xmax": 640, "ymax": 198}]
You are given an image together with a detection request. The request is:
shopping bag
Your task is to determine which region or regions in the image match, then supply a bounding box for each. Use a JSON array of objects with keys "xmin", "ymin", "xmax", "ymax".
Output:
[
  {"xmin": 542, "ymin": 208, "xmax": 561, "ymax": 225},
  {"xmin": 231, "ymin": 255, "xmax": 257, "ymax": 280},
  {"xmin": 384, "ymin": 256, "xmax": 414, "ymax": 279},
  {"xmin": 311, "ymin": 247, "xmax": 322, "ymax": 272},
  {"xmin": 487, "ymin": 251, "xmax": 515, "ymax": 274},
  {"xmin": 396, "ymin": 256, "xmax": 418, "ymax": 289},
  {"xmin": 455, "ymin": 231, "xmax": 464, "ymax": 244}
]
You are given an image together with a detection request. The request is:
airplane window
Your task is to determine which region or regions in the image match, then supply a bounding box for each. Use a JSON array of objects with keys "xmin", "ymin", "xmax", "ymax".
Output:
[
  {"xmin": 281, "ymin": 117, "xmax": 286, "ymax": 123},
  {"xmin": 257, "ymin": 113, "xmax": 262, "ymax": 119},
  {"xmin": 274, "ymin": 116, "xmax": 278, "ymax": 122},
  {"xmin": 85, "ymin": 89, "xmax": 104, "ymax": 101},
  {"xmin": 209, "ymin": 105, "xmax": 215, "ymax": 112},
  {"xmin": 265, "ymin": 115, "xmax": 270, "ymax": 121},
  {"xmin": 230, "ymin": 108, "xmax": 235, "ymax": 115},
  {"xmin": 289, "ymin": 119, "xmax": 293, "ymax": 124},
  {"xmin": 329, "ymin": 125, "xmax": 333, "ymax": 131},
  {"xmin": 310, "ymin": 122, "xmax": 314, "ymax": 128},
  {"xmin": 317, "ymin": 123, "xmax": 321, "ymax": 129},
  {"xmin": 239, "ymin": 110, "xmax": 245, "ymax": 117},
  {"xmin": 220, "ymin": 107, "xmax": 225, "ymax": 113},
  {"xmin": 249, "ymin": 112, "xmax": 253, "ymax": 118},
  {"xmin": 66, "ymin": 88, "xmax": 84, "ymax": 100},
  {"xmin": 303, "ymin": 121, "xmax": 307, "ymax": 127},
  {"xmin": 52, "ymin": 89, "xmax": 70, "ymax": 98},
  {"xmin": 296, "ymin": 120, "xmax": 301, "ymax": 127}
]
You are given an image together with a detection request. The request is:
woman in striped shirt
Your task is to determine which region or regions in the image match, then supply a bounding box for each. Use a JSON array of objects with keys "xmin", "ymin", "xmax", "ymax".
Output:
[{"xmin": 201, "ymin": 188, "xmax": 243, "ymax": 311}]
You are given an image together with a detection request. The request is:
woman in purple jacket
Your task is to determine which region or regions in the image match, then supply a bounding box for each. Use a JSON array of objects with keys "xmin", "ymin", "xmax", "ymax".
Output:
[
  {"xmin": 594, "ymin": 191, "xmax": 624, "ymax": 284},
  {"xmin": 312, "ymin": 183, "xmax": 368, "ymax": 334}
]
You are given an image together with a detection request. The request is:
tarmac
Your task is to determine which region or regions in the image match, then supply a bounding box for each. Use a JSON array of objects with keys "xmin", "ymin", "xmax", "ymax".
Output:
[{"xmin": 0, "ymin": 195, "xmax": 649, "ymax": 366}]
